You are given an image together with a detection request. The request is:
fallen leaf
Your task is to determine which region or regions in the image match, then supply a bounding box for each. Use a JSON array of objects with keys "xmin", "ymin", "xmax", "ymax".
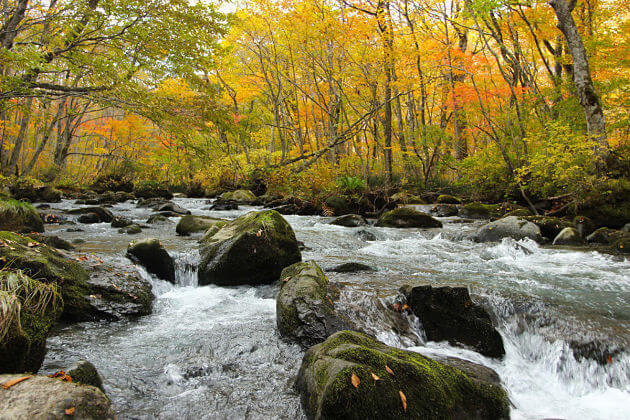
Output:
[
  {"xmin": 607, "ymin": 355, "xmax": 613, "ymax": 364},
  {"xmin": 65, "ymin": 407, "xmax": 75, "ymax": 416},
  {"xmin": 399, "ymin": 390, "xmax": 407, "ymax": 412},
  {"xmin": 402, "ymin": 304, "xmax": 410, "ymax": 311},
  {"xmin": 385, "ymin": 365, "xmax": 394, "ymax": 375},
  {"xmin": 48, "ymin": 371, "xmax": 72, "ymax": 382},
  {"xmin": 370, "ymin": 372, "xmax": 380, "ymax": 383},
  {"xmin": 256, "ymin": 229, "xmax": 262, "ymax": 237},
  {"xmin": 351, "ymin": 373, "xmax": 360, "ymax": 388},
  {"xmin": 1, "ymin": 375, "xmax": 32, "ymax": 389}
]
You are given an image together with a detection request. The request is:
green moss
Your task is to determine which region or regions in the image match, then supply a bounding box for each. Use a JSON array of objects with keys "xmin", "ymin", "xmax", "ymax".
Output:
[
  {"xmin": 176, "ymin": 215, "xmax": 226, "ymax": 236},
  {"xmin": 436, "ymin": 194, "xmax": 461, "ymax": 204},
  {"xmin": 220, "ymin": 189, "xmax": 256, "ymax": 201},
  {"xmin": 0, "ymin": 199, "xmax": 44, "ymax": 233},
  {"xmin": 299, "ymin": 331, "xmax": 509, "ymax": 419}
]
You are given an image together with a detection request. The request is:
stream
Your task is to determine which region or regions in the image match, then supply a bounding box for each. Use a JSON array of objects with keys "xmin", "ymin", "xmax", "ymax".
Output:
[{"xmin": 40, "ymin": 198, "xmax": 630, "ymax": 419}]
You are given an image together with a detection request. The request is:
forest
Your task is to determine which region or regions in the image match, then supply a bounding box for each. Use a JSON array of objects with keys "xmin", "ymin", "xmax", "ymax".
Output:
[
  {"xmin": 1, "ymin": 0, "xmax": 629, "ymax": 419},
  {"xmin": 1, "ymin": 0, "xmax": 628, "ymax": 208}
]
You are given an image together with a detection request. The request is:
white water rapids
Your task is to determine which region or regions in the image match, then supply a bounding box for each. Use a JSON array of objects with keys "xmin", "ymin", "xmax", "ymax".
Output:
[{"xmin": 41, "ymin": 198, "xmax": 629, "ymax": 419}]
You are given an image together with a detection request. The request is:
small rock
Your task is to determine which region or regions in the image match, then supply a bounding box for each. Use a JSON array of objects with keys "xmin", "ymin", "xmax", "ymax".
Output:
[
  {"xmin": 553, "ymin": 227, "xmax": 585, "ymax": 245},
  {"xmin": 430, "ymin": 204, "xmax": 458, "ymax": 217},
  {"xmin": 146, "ymin": 214, "xmax": 172, "ymax": 224},
  {"xmin": 127, "ymin": 238, "xmax": 176, "ymax": 283},
  {"xmin": 326, "ymin": 262, "xmax": 375, "ymax": 273},
  {"xmin": 111, "ymin": 216, "xmax": 133, "ymax": 228},
  {"xmin": 78, "ymin": 213, "xmax": 101, "ymax": 224},
  {"xmin": 356, "ymin": 229, "xmax": 377, "ymax": 241},
  {"xmin": 65, "ymin": 360, "xmax": 104, "ymax": 391},
  {"xmin": 330, "ymin": 214, "xmax": 367, "ymax": 227},
  {"xmin": 376, "ymin": 207, "xmax": 442, "ymax": 228},
  {"xmin": 119, "ymin": 224, "xmax": 142, "ymax": 234}
]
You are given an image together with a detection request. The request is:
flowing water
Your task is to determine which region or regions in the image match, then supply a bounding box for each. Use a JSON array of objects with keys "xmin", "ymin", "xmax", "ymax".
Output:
[{"xmin": 41, "ymin": 198, "xmax": 630, "ymax": 419}]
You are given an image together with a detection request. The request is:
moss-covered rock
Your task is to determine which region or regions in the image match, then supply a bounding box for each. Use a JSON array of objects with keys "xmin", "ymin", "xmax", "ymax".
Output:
[
  {"xmin": 127, "ymin": 238, "xmax": 175, "ymax": 283},
  {"xmin": 503, "ymin": 208, "xmax": 532, "ymax": 217},
  {"xmin": 0, "ymin": 271, "xmax": 62, "ymax": 374},
  {"xmin": 523, "ymin": 216, "xmax": 573, "ymax": 240},
  {"xmin": 198, "ymin": 210, "xmax": 302, "ymax": 286},
  {"xmin": 176, "ymin": 215, "xmax": 226, "ymax": 236},
  {"xmin": 220, "ymin": 189, "xmax": 256, "ymax": 203},
  {"xmin": 376, "ymin": 207, "xmax": 442, "ymax": 228},
  {"xmin": 25, "ymin": 233, "xmax": 74, "ymax": 251},
  {"xmin": 296, "ymin": 330, "xmax": 510, "ymax": 420},
  {"xmin": 119, "ymin": 224, "xmax": 142, "ymax": 234},
  {"xmin": 0, "ymin": 231, "xmax": 148, "ymax": 322},
  {"xmin": 0, "ymin": 199, "xmax": 44, "ymax": 233},
  {"xmin": 570, "ymin": 178, "xmax": 630, "ymax": 229},
  {"xmin": 9, "ymin": 179, "xmax": 61, "ymax": 203},
  {"xmin": 277, "ymin": 261, "xmax": 353, "ymax": 348},
  {"xmin": 401, "ymin": 284, "xmax": 505, "ymax": 358},
  {"xmin": 459, "ymin": 202, "xmax": 499, "ymax": 219},
  {"xmin": 573, "ymin": 216, "xmax": 596, "ymax": 238},
  {"xmin": 471, "ymin": 216, "xmax": 543, "ymax": 243},
  {"xmin": 329, "ymin": 214, "xmax": 367, "ymax": 227},
  {"xmin": 436, "ymin": 194, "xmax": 461, "ymax": 204},
  {"xmin": 146, "ymin": 214, "xmax": 172, "ymax": 224},
  {"xmin": 0, "ymin": 373, "xmax": 115, "ymax": 418},
  {"xmin": 586, "ymin": 228, "xmax": 630, "ymax": 245},
  {"xmin": 612, "ymin": 237, "xmax": 630, "ymax": 254},
  {"xmin": 65, "ymin": 360, "xmax": 104, "ymax": 391},
  {"xmin": 391, "ymin": 192, "xmax": 426, "ymax": 204}
]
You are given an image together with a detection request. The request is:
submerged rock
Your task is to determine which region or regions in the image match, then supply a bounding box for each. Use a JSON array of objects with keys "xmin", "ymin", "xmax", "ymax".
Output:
[
  {"xmin": 119, "ymin": 224, "xmax": 142, "ymax": 234},
  {"xmin": 276, "ymin": 261, "xmax": 353, "ymax": 348},
  {"xmin": 157, "ymin": 202, "xmax": 190, "ymax": 215},
  {"xmin": 471, "ymin": 216, "xmax": 542, "ymax": 243},
  {"xmin": 209, "ymin": 201, "xmax": 238, "ymax": 211},
  {"xmin": 330, "ymin": 214, "xmax": 367, "ymax": 227},
  {"xmin": 553, "ymin": 227, "xmax": 584, "ymax": 245},
  {"xmin": 0, "ymin": 374, "xmax": 115, "ymax": 418},
  {"xmin": 0, "ymin": 199, "xmax": 44, "ymax": 233},
  {"xmin": 376, "ymin": 207, "xmax": 442, "ymax": 228},
  {"xmin": 356, "ymin": 229, "xmax": 377, "ymax": 241},
  {"xmin": 401, "ymin": 284, "xmax": 505, "ymax": 358},
  {"xmin": 127, "ymin": 238, "xmax": 175, "ymax": 283},
  {"xmin": 176, "ymin": 215, "xmax": 226, "ymax": 236},
  {"xmin": 198, "ymin": 210, "xmax": 301, "ymax": 286},
  {"xmin": 326, "ymin": 262, "xmax": 375, "ymax": 273},
  {"xmin": 296, "ymin": 330, "xmax": 510, "ymax": 420},
  {"xmin": 146, "ymin": 214, "xmax": 172, "ymax": 224}
]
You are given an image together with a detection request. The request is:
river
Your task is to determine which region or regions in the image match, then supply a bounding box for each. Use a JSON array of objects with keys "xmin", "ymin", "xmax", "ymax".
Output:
[{"xmin": 40, "ymin": 198, "xmax": 630, "ymax": 419}]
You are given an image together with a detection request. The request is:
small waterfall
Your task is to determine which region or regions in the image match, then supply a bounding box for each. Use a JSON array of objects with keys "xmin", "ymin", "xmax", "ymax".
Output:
[{"xmin": 174, "ymin": 250, "xmax": 200, "ymax": 287}]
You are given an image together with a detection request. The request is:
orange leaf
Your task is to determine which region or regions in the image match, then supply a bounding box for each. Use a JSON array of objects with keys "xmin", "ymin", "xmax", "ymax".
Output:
[
  {"xmin": 351, "ymin": 373, "xmax": 360, "ymax": 388},
  {"xmin": 399, "ymin": 390, "xmax": 407, "ymax": 412},
  {"xmin": 1, "ymin": 375, "xmax": 32, "ymax": 389},
  {"xmin": 65, "ymin": 407, "xmax": 75, "ymax": 416},
  {"xmin": 370, "ymin": 372, "xmax": 380, "ymax": 383},
  {"xmin": 385, "ymin": 365, "xmax": 394, "ymax": 375}
]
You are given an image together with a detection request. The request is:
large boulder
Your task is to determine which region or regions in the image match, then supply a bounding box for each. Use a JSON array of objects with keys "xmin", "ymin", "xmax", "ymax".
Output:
[
  {"xmin": 198, "ymin": 210, "xmax": 301, "ymax": 286},
  {"xmin": 220, "ymin": 189, "xmax": 256, "ymax": 203},
  {"xmin": 0, "ymin": 374, "xmax": 115, "ymax": 419},
  {"xmin": 276, "ymin": 262, "xmax": 353, "ymax": 348},
  {"xmin": 401, "ymin": 285, "xmax": 505, "ymax": 358},
  {"xmin": 329, "ymin": 214, "xmax": 367, "ymax": 227},
  {"xmin": 157, "ymin": 201, "xmax": 190, "ymax": 215},
  {"xmin": 0, "ymin": 231, "xmax": 152, "ymax": 322},
  {"xmin": 126, "ymin": 238, "xmax": 175, "ymax": 283},
  {"xmin": 176, "ymin": 215, "xmax": 226, "ymax": 236},
  {"xmin": 0, "ymin": 271, "xmax": 62, "ymax": 374},
  {"xmin": 67, "ymin": 207, "xmax": 114, "ymax": 223},
  {"xmin": 376, "ymin": 207, "xmax": 442, "ymax": 228},
  {"xmin": 296, "ymin": 330, "xmax": 510, "ymax": 420},
  {"xmin": 471, "ymin": 216, "xmax": 542, "ymax": 243},
  {"xmin": 0, "ymin": 199, "xmax": 44, "ymax": 233},
  {"xmin": 553, "ymin": 227, "xmax": 584, "ymax": 245}
]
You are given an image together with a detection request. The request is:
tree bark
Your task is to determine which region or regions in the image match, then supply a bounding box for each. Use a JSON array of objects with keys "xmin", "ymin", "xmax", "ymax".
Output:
[{"xmin": 549, "ymin": 0, "xmax": 609, "ymax": 166}]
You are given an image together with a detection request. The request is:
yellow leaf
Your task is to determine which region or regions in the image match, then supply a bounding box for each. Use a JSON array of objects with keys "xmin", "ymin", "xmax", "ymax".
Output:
[
  {"xmin": 385, "ymin": 365, "xmax": 394, "ymax": 375},
  {"xmin": 371, "ymin": 372, "xmax": 380, "ymax": 383},
  {"xmin": 351, "ymin": 373, "xmax": 360, "ymax": 388},
  {"xmin": 399, "ymin": 390, "xmax": 407, "ymax": 412}
]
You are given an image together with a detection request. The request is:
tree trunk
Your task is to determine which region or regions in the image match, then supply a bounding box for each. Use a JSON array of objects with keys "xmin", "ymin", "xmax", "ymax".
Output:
[{"xmin": 549, "ymin": 0, "xmax": 609, "ymax": 166}]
